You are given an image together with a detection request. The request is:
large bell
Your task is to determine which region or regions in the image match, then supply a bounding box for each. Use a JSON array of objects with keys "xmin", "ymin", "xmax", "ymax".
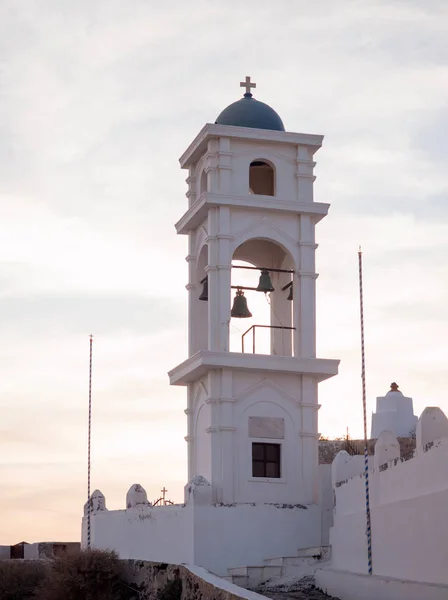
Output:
[
  {"xmin": 231, "ymin": 289, "xmax": 252, "ymax": 318},
  {"xmin": 256, "ymin": 269, "xmax": 275, "ymax": 293},
  {"xmin": 198, "ymin": 276, "xmax": 208, "ymax": 301}
]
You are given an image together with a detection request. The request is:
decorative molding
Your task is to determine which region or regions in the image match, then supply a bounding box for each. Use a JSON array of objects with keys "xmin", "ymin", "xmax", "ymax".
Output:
[
  {"xmin": 184, "ymin": 408, "xmax": 193, "ymax": 415},
  {"xmin": 301, "ymin": 403, "xmax": 321, "ymax": 410},
  {"xmin": 232, "ymin": 215, "xmax": 298, "ymax": 252},
  {"xmin": 298, "ymin": 242, "xmax": 318, "ymax": 249},
  {"xmin": 233, "ymin": 147, "xmax": 296, "ymax": 167},
  {"xmin": 205, "ymin": 397, "xmax": 218, "ymax": 405},
  {"xmin": 205, "ymin": 234, "xmax": 233, "ymax": 242},
  {"xmin": 203, "ymin": 425, "xmax": 236, "ymax": 432},
  {"xmin": 185, "ymin": 283, "xmax": 196, "ymax": 291},
  {"xmin": 236, "ymin": 377, "xmax": 299, "ymax": 405},
  {"xmin": 192, "ymin": 379, "xmax": 208, "ymax": 408},
  {"xmin": 194, "ymin": 226, "xmax": 209, "ymax": 260},
  {"xmin": 198, "ymin": 379, "xmax": 208, "ymax": 397},
  {"xmin": 295, "ymin": 173, "xmax": 316, "ymax": 181},
  {"xmin": 184, "ymin": 435, "xmax": 194, "ymax": 442},
  {"xmin": 300, "ymin": 431, "xmax": 320, "ymax": 439},
  {"xmin": 296, "ymin": 159, "xmax": 316, "ymax": 167},
  {"xmin": 185, "ymin": 254, "xmax": 196, "ymax": 263}
]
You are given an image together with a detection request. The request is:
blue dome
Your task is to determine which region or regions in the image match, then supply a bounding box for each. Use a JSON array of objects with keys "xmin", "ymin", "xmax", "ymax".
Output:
[{"xmin": 215, "ymin": 93, "xmax": 285, "ymax": 131}]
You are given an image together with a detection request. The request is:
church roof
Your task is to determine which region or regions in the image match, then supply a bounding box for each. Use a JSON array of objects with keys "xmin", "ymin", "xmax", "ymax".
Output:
[{"xmin": 215, "ymin": 93, "xmax": 285, "ymax": 132}]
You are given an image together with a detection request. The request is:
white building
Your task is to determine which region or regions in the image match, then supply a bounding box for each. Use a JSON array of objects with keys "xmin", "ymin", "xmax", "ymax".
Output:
[
  {"xmin": 370, "ymin": 382, "xmax": 417, "ymax": 439},
  {"xmin": 82, "ymin": 78, "xmax": 339, "ymax": 576}
]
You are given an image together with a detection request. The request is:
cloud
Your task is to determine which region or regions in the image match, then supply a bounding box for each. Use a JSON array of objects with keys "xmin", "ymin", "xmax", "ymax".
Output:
[{"xmin": 0, "ymin": 294, "xmax": 184, "ymax": 335}]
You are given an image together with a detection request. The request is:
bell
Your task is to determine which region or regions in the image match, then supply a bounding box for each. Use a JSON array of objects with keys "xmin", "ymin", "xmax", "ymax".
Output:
[
  {"xmin": 287, "ymin": 285, "xmax": 293, "ymax": 301},
  {"xmin": 256, "ymin": 269, "xmax": 275, "ymax": 293},
  {"xmin": 231, "ymin": 289, "xmax": 252, "ymax": 318},
  {"xmin": 198, "ymin": 276, "xmax": 208, "ymax": 301}
]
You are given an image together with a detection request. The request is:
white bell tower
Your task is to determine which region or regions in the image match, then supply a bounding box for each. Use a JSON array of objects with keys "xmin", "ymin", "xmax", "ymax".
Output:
[{"xmin": 169, "ymin": 78, "xmax": 339, "ymax": 507}]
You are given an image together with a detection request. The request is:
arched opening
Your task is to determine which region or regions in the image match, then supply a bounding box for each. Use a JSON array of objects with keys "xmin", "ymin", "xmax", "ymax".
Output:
[
  {"xmin": 193, "ymin": 244, "xmax": 208, "ymax": 353},
  {"xmin": 230, "ymin": 238, "xmax": 294, "ymax": 356},
  {"xmin": 249, "ymin": 161, "xmax": 275, "ymax": 196},
  {"xmin": 199, "ymin": 169, "xmax": 207, "ymax": 196}
]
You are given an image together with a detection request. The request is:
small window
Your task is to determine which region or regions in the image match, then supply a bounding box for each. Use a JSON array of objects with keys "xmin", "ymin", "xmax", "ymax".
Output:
[
  {"xmin": 252, "ymin": 442, "xmax": 281, "ymax": 478},
  {"xmin": 249, "ymin": 161, "xmax": 274, "ymax": 196}
]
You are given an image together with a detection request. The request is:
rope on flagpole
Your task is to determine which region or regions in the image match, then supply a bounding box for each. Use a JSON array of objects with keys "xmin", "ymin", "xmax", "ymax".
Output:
[
  {"xmin": 358, "ymin": 248, "xmax": 373, "ymax": 575},
  {"xmin": 87, "ymin": 334, "xmax": 93, "ymax": 549}
]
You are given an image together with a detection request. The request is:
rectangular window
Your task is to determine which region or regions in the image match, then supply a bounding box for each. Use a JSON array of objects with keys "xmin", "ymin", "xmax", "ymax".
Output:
[{"xmin": 252, "ymin": 442, "xmax": 281, "ymax": 478}]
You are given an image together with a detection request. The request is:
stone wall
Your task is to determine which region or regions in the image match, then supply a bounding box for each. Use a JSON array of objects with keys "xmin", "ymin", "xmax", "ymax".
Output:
[{"xmin": 122, "ymin": 561, "xmax": 267, "ymax": 600}]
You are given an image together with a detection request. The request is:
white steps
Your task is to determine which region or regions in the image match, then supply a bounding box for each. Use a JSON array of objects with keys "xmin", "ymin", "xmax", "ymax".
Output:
[
  {"xmin": 226, "ymin": 546, "xmax": 331, "ymax": 589},
  {"xmin": 265, "ymin": 546, "xmax": 331, "ymax": 567},
  {"xmin": 227, "ymin": 566, "xmax": 282, "ymax": 587},
  {"xmin": 297, "ymin": 545, "xmax": 331, "ymax": 558}
]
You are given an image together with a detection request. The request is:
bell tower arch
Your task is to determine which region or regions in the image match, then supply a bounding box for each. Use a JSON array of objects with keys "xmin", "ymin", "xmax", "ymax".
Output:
[{"xmin": 169, "ymin": 79, "xmax": 339, "ymax": 506}]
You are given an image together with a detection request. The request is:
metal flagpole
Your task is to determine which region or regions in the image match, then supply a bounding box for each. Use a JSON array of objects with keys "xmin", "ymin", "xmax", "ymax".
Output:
[
  {"xmin": 87, "ymin": 334, "xmax": 93, "ymax": 549},
  {"xmin": 358, "ymin": 248, "xmax": 373, "ymax": 575}
]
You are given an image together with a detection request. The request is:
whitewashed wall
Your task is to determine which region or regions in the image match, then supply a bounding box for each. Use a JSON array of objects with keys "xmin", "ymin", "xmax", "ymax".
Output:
[
  {"xmin": 193, "ymin": 503, "xmax": 322, "ymax": 575},
  {"xmin": 84, "ymin": 505, "xmax": 194, "ymax": 566},
  {"xmin": 83, "ymin": 500, "xmax": 323, "ymax": 576},
  {"xmin": 328, "ymin": 409, "xmax": 448, "ymax": 586},
  {"xmin": 318, "ymin": 464, "xmax": 333, "ymax": 546}
]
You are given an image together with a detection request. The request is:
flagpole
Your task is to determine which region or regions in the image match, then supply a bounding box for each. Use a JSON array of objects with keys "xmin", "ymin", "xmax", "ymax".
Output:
[
  {"xmin": 87, "ymin": 334, "xmax": 93, "ymax": 549},
  {"xmin": 358, "ymin": 248, "xmax": 372, "ymax": 575}
]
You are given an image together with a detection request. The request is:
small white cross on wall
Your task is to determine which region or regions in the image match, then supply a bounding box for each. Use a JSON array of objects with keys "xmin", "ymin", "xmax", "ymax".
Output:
[{"xmin": 240, "ymin": 76, "xmax": 256, "ymax": 95}]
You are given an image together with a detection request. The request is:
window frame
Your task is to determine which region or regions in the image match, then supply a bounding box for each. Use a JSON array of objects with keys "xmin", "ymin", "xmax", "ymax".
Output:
[{"xmin": 250, "ymin": 441, "xmax": 282, "ymax": 480}]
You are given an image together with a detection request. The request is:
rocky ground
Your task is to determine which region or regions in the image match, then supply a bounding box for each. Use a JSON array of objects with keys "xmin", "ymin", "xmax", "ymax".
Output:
[{"xmin": 252, "ymin": 575, "xmax": 337, "ymax": 600}]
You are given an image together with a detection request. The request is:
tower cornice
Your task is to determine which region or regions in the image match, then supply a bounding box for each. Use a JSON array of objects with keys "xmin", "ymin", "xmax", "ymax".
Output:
[
  {"xmin": 179, "ymin": 123, "xmax": 323, "ymax": 169},
  {"xmin": 175, "ymin": 192, "xmax": 330, "ymax": 234},
  {"xmin": 168, "ymin": 350, "xmax": 339, "ymax": 387}
]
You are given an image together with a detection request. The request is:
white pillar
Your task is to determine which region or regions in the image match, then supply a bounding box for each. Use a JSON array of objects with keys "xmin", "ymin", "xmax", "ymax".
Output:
[{"xmin": 301, "ymin": 376, "xmax": 319, "ymax": 504}]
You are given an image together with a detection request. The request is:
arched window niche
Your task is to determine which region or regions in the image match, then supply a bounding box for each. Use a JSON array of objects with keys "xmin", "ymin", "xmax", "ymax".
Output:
[
  {"xmin": 230, "ymin": 238, "xmax": 294, "ymax": 357},
  {"xmin": 199, "ymin": 169, "xmax": 207, "ymax": 196},
  {"xmin": 193, "ymin": 244, "xmax": 209, "ymax": 354},
  {"xmin": 249, "ymin": 160, "xmax": 275, "ymax": 196}
]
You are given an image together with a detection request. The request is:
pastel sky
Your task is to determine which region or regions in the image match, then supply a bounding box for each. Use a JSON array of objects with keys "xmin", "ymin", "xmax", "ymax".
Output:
[{"xmin": 1, "ymin": 0, "xmax": 448, "ymax": 544}]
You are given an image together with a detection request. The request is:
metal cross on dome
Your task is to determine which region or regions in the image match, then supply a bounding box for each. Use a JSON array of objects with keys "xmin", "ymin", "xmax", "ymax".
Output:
[{"xmin": 240, "ymin": 76, "xmax": 256, "ymax": 95}]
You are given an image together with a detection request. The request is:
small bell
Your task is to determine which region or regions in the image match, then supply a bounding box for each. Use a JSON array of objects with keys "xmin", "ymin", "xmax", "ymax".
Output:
[
  {"xmin": 231, "ymin": 289, "xmax": 252, "ymax": 318},
  {"xmin": 256, "ymin": 269, "xmax": 275, "ymax": 293},
  {"xmin": 287, "ymin": 285, "xmax": 293, "ymax": 301},
  {"xmin": 198, "ymin": 277, "xmax": 208, "ymax": 301}
]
